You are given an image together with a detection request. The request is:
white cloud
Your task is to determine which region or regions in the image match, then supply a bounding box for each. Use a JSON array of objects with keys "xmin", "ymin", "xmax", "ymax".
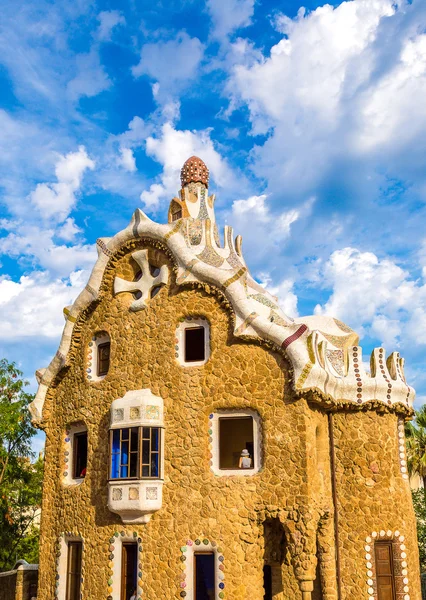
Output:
[
  {"xmin": 117, "ymin": 147, "xmax": 136, "ymax": 172},
  {"xmin": 96, "ymin": 10, "xmax": 125, "ymax": 41},
  {"xmin": 132, "ymin": 32, "xmax": 204, "ymax": 103},
  {"xmin": 0, "ymin": 269, "xmax": 88, "ymax": 340},
  {"xmin": 260, "ymin": 274, "xmax": 299, "ymax": 317},
  {"xmin": 314, "ymin": 247, "xmax": 426, "ymax": 348},
  {"xmin": 207, "ymin": 0, "xmax": 255, "ymax": 40},
  {"xmin": 226, "ymin": 0, "xmax": 426, "ymax": 200},
  {"xmin": 0, "ymin": 221, "xmax": 96, "ymax": 276},
  {"xmin": 29, "ymin": 146, "xmax": 95, "ymax": 221},
  {"xmin": 67, "ymin": 49, "xmax": 111, "ymax": 101},
  {"xmin": 140, "ymin": 122, "xmax": 233, "ymax": 210},
  {"xmin": 56, "ymin": 217, "xmax": 82, "ymax": 242},
  {"xmin": 230, "ymin": 194, "xmax": 314, "ymax": 265}
]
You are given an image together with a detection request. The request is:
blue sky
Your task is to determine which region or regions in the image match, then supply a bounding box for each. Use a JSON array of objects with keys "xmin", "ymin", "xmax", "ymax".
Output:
[{"xmin": 1, "ymin": 0, "xmax": 426, "ymax": 452}]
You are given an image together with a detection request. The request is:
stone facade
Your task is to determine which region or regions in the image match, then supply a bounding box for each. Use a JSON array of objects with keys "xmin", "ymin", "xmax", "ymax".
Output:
[
  {"xmin": 30, "ymin": 158, "xmax": 421, "ymax": 599},
  {"xmin": 0, "ymin": 563, "xmax": 38, "ymax": 600}
]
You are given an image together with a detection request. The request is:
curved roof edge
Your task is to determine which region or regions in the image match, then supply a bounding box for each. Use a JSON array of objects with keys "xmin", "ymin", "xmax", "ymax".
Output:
[{"xmin": 29, "ymin": 208, "xmax": 415, "ymax": 423}]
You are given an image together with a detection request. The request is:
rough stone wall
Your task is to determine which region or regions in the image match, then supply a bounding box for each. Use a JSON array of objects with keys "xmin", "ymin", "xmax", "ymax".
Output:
[
  {"xmin": 333, "ymin": 411, "xmax": 421, "ymax": 599},
  {"xmin": 0, "ymin": 571, "xmax": 17, "ymax": 600},
  {"xmin": 0, "ymin": 568, "xmax": 38, "ymax": 600},
  {"xmin": 35, "ymin": 242, "xmax": 419, "ymax": 600}
]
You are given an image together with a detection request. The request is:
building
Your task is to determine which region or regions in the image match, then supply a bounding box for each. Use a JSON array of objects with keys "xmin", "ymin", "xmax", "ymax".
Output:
[{"xmin": 30, "ymin": 157, "xmax": 421, "ymax": 600}]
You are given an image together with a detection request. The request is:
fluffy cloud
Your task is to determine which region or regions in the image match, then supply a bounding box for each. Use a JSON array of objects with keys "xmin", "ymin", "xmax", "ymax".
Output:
[
  {"xmin": 117, "ymin": 147, "xmax": 136, "ymax": 172},
  {"xmin": 206, "ymin": 0, "xmax": 255, "ymax": 40},
  {"xmin": 29, "ymin": 146, "xmax": 95, "ymax": 221},
  {"xmin": 96, "ymin": 10, "xmax": 125, "ymax": 41},
  {"xmin": 132, "ymin": 32, "xmax": 204, "ymax": 103},
  {"xmin": 0, "ymin": 269, "xmax": 87, "ymax": 339},
  {"xmin": 230, "ymin": 194, "xmax": 314, "ymax": 267},
  {"xmin": 140, "ymin": 123, "xmax": 234, "ymax": 210},
  {"xmin": 261, "ymin": 274, "xmax": 299, "ymax": 317},
  {"xmin": 67, "ymin": 49, "xmax": 111, "ymax": 101},
  {"xmin": 227, "ymin": 0, "xmax": 426, "ymax": 204},
  {"xmin": 314, "ymin": 247, "xmax": 426, "ymax": 348}
]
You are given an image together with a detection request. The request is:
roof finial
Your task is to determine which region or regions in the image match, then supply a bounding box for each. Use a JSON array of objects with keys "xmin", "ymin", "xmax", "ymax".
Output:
[{"xmin": 180, "ymin": 156, "xmax": 209, "ymax": 188}]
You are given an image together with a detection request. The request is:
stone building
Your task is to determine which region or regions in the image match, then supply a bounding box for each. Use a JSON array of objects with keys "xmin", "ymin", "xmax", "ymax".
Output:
[{"xmin": 30, "ymin": 157, "xmax": 421, "ymax": 600}]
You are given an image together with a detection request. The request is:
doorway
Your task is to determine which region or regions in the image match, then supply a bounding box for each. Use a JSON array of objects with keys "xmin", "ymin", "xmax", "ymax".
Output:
[
  {"xmin": 121, "ymin": 543, "xmax": 137, "ymax": 600},
  {"xmin": 194, "ymin": 552, "xmax": 215, "ymax": 600}
]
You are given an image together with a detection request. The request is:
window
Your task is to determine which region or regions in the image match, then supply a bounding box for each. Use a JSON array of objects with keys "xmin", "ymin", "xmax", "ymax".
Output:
[
  {"xmin": 66, "ymin": 542, "xmax": 82, "ymax": 600},
  {"xmin": 176, "ymin": 318, "xmax": 210, "ymax": 366},
  {"xmin": 375, "ymin": 542, "xmax": 396, "ymax": 600},
  {"xmin": 185, "ymin": 327, "xmax": 205, "ymax": 362},
  {"xmin": 63, "ymin": 423, "xmax": 88, "ymax": 486},
  {"xmin": 219, "ymin": 416, "xmax": 254, "ymax": 470},
  {"xmin": 97, "ymin": 342, "xmax": 110, "ymax": 376},
  {"xmin": 194, "ymin": 553, "xmax": 215, "ymax": 600},
  {"xmin": 172, "ymin": 209, "xmax": 182, "ymax": 221},
  {"xmin": 87, "ymin": 331, "xmax": 111, "ymax": 382},
  {"xmin": 73, "ymin": 431, "xmax": 87, "ymax": 479},
  {"xmin": 210, "ymin": 410, "xmax": 261, "ymax": 476},
  {"xmin": 121, "ymin": 543, "xmax": 137, "ymax": 600},
  {"xmin": 110, "ymin": 427, "xmax": 161, "ymax": 480}
]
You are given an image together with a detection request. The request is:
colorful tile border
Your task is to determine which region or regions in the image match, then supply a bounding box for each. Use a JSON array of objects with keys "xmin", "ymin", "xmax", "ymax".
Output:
[
  {"xmin": 397, "ymin": 418, "xmax": 409, "ymax": 481},
  {"xmin": 55, "ymin": 532, "xmax": 85, "ymax": 600},
  {"xmin": 179, "ymin": 538, "xmax": 225, "ymax": 599},
  {"xmin": 107, "ymin": 530, "xmax": 142, "ymax": 600},
  {"xmin": 364, "ymin": 530, "xmax": 410, "ymax": 600}
]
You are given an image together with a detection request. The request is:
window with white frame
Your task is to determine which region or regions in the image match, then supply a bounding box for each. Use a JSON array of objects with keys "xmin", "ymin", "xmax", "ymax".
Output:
[
  {"xmin": 87, "ymin": 331, "xmax": 111, "ymax": 382},
  {"xmin": 109, "ymin": 426, "xmax": 161, "ymax": 480},
  {"xmin": 209, "ymin": 410, "xmax": 262, "ymax": 476},
  {"xmin": 176, "ymin": 317, "xmax": 210, "ymax": 366},
  {"xmin": 63, "ymin": 423, "xmax": 88, "ymax": 486}
]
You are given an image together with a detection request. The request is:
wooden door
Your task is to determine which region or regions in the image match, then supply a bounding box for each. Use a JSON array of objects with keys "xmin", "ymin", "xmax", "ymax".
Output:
[
  {"xmin": 66, "ymin": 542, "xmax": 82, "ymax": 600},
  {"xmin": 121, "ymin": 543, "xmax": 137, "ymax": 600},
  {"xmin": 375, "ymin": 542, "xmax": 396, "ymax": 600}
]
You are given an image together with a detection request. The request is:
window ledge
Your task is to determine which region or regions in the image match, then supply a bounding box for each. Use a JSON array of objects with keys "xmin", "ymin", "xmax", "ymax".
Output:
[{"xmin": 108, "ymin": 480, "xmax": 163, "ymax": 524}]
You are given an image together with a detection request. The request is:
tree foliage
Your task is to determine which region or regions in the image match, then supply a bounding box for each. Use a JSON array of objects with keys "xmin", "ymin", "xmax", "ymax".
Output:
[
  {"xmin": 0, "ymin": 358, "xmax": 43, "ymax": 570},
  {"xmin": 406, "ymin": 405, "xmax": 426, "ymax": 494},
  {"xmin": 411, "ymin": 489, "xmax": 426, "ymax": 572}
]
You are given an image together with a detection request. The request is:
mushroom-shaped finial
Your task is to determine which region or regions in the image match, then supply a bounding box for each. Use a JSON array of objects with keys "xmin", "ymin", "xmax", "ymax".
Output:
[{"xmin": 180, "ymin": 156, "xmax": 209, "ymax": 188}]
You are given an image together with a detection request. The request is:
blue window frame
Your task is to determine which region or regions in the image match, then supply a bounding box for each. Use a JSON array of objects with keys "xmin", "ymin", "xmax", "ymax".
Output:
[{"xmin": 109, "ymin": 427, "xmax": 161, "ymax": 480}]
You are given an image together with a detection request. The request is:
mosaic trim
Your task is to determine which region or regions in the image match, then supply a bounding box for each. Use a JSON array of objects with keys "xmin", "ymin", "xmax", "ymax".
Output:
[
  {"xmin": 221, "ymin": 267, "xmax": 247, "ymax": 290},
  {"xmin": 107, "ymin": 530, "xmax": 142, "ymax": 600},
  {"xmin": 269, "ymin": 310, "xmax": 289, "ymax": 327},
  {"xmin": 326, "ymin": 349, "xmax": 344, "ymax": 376},
  {"xmin": 281, "ymin": 325, "xmax": 308, "ymax": 350},
  {"xmin": 296, "ymin": 362, "xmax": 314, "ymax": 390},
  {"xmin": 353, "ymin": 346, "xmax": 363, "ymax": 404},
  {"xmin": 378, "ymin": 348, "xmax": 393, "ymax": 406},
  {"xmin": 96, "ymin": 238, "xmax": 113, "ymax": 257},
  {"xmin": 234, "ymin": 312, "xmax": 259, "ymax": 336},
  {"xmin": 55, "ymin": 532, "xmax": 85, "ymax": 600},
  {"xmin": 249, "ymin": 293, "xmax": 278, "ymax": 309},
  {"xmin": 364, "ymin": 530, "xmax": 410, "ymax": 599},
  {"xmin": 225, "ymin": 227, "xmax": 243, "ymax": 269},
  {"xmin": 179, "ymin": 538, "xmax": 225, "ymax": 599},
  {"xmin": 397, "ymin": 418, "xmax": 409, "ymax": 481},
  {"xmin": 164, "ymin": 219, "xmax": 183, "ymax": 240},
  {"xmin": 176, "ymin": 259, "xmax": 199, "ymax": 284}
]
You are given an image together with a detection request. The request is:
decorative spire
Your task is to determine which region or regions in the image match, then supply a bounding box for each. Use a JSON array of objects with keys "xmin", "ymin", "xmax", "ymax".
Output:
[{"xmin": 180, "ymin": 156, "xmax": 209, "ymax": 188}]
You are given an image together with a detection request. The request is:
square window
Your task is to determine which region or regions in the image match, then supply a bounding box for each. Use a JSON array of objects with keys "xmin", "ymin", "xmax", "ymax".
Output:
[
  {"xmin": 73, "ymin": 432, "xmax": 88, "ymax": 479},
  {"xmin": 184, "ymin": 327, "xmax": 205, "ymax": 362},
  {"xmin": 219, "ymin": 416, "xmax": 254, "ymax": 470}
]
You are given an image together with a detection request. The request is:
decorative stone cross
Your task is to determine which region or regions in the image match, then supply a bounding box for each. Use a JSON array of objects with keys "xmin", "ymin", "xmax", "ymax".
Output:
[{"xmin": 114, "ymin": 249, "xmax": 169, "ymax": 311}]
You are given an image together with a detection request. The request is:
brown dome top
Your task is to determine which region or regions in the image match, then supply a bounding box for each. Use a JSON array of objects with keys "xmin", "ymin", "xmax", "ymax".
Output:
[{"xmin": 180, "ymin": 156, "xmax": 209, "ymax": 188}]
